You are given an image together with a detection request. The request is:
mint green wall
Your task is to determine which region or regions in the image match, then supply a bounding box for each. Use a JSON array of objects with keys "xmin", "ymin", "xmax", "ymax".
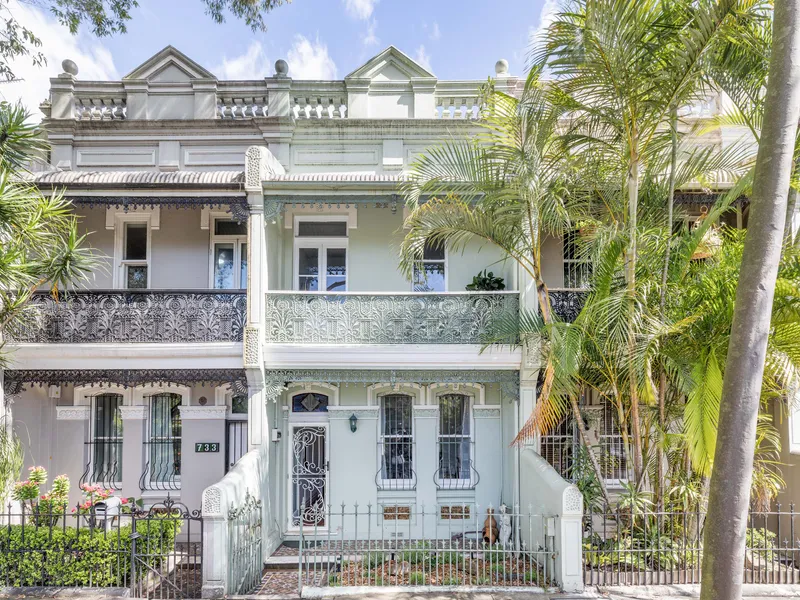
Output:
[{"xmin": 279, "ymin": 205, "xmax": 516, "ymax": 292}]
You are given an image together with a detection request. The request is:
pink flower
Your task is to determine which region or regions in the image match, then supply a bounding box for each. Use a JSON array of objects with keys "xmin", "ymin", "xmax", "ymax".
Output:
[{"xmin": 121, "ymin": 498, "xmax": 129, "ymax": 504}]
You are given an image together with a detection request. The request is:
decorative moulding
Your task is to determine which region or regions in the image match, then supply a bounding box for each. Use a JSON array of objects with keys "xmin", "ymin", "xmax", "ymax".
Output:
[
  {"xmin": 119, "ymin": 405, "xmax": 148, "ymax": 420},
  {"xmin": 55, "ymin": 406, "xmax": 90, "ymax": 421},
  {"xmin": 327, "ymin": 406, "xmax": 379, "ymax": 420},
  {"xmin": 473, "ymin": 406, "xmax": 501, "ymax": 419},
  {"xmin": 179, "ymin": 406, "xmax": 228, "ymax": 420},
  {"xmin": 412, "ymin": 405, "xmax": 438, "ymax": 418}
]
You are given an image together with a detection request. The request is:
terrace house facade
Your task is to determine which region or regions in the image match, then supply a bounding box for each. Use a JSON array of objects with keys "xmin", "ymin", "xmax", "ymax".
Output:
[{"xmin": 0, "ymin": 44, "xmax": 781, "ymax": 595}]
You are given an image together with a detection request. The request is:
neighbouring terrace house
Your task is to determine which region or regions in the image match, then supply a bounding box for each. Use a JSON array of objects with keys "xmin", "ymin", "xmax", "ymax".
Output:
[{"xmin": 0, "ymin": 43, "xmax": 787, "ymax": 596}]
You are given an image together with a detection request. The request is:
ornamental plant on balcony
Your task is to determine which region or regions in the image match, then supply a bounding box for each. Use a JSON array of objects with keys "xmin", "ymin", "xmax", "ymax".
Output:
[{"xmin": 465, "ymin": 270, "xmax": 506, "ymax": 291}]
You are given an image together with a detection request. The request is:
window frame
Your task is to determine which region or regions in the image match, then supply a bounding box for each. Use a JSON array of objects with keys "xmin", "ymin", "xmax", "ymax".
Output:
[
  {"xmin": 113, "ymin": 214, "xmax": 152, "ymax": 289},
  {"xmin": 293, "ymin": 215, "xmax": 349, "ymax": 292},
  {"xmin": 378, "ymin": 392, "xmax": 415, "ymax": 489},
  {"xmin": 412, "ymin": 240, "xmax": 448, "ymax": 292},
  {"xmin": 208, "ymin": 216, "xmax": 248, "ymax": 290},
  {"xmin": 435, "ymin": 392, "xmax": 475, "ymax": 487},
  {"xmin": 562, "ymin": 230, "xmax": 590, "ymax": 289}
]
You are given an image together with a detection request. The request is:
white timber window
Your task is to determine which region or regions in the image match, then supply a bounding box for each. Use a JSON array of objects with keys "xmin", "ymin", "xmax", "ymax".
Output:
[
  {"xmin": 437, "ymin": 393, "xmax": 473, "ymax": 486},
  {"xmin": 293, "ymin": 216, "xmax": 348, "ymax": 291},
  {"xmin": 115, "ymin": 219, "xmax": 151, "ymax": 289},
  {"xmin": 413, "ymin": 240, "xmax": 447, "ymax": 292},
  {"xmin": 143, "ymin": 392, "xmax": 183, "ymax": 491},
  {"xmin": 210, "ymin": 217, "xmax": 248, "ymax": 289},
  {"xmin": 87, "ymin": 393, "xmax": 124, "ymax": 488},
  {"xmin": 562, "ymin": 230, "xmax": 590, "ymax": 288}
]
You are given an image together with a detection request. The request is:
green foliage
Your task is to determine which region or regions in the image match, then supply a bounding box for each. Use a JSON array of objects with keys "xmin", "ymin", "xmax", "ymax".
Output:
[
  {"xmin": 465, "ymin": 269, "xmax": 506, "ymax": 291},
  {"xmin": 0, "ymin": 518, "xmax": 177, "ymax": 586},
  {"xmin": 362, "ymin": 551, "xmax": 385, "ymax": 569},
  {"xmin": 408, "ymin": 571, "xmax": 426, "ymax": 585},
  {"xmin": 0, "ymin": 1, "xmax": 287, "ymax": 82},
  {"xmin": 746, "ymin": 527, "xmax": 777, "ymax": 562},
  {"xmin": 401, "ymin": 542, "xmax": 432, "ymax": 565}
]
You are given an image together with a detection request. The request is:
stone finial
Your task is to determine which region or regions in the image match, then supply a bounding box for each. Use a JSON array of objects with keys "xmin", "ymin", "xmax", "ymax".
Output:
[
  {"xmin": 61, "ymin": 59, "xmax": 79, "ymax": 76},
  {"xmin": 275, "ymin": 59, "xmax": 289, "ymax": 78},
  {"xmin": 495, "ymin": 59, "xmax": 509, "ymax": 76}
]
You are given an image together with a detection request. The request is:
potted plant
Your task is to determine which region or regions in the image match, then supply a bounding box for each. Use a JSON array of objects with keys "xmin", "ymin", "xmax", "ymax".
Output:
[{"xmin": 465, "ymin": 270, "xmax": 506, "ymax": 291}]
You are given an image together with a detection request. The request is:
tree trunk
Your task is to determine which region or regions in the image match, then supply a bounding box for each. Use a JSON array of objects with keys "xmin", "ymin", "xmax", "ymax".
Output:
[
  {"xmin": 626, "ymin": 148, "xmax": 644, "ymax": 483},
  {"xmin": 700, "ymin": 2, "xmax": 800, "ymax": 598}
]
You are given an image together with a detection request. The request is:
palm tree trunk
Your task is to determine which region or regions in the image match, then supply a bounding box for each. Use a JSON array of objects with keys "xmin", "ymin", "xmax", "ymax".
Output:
[
  {"xmin": 535, "ymin": 279, "xmax": 610, "ymax": 506},
  {"xmin": 785, "ymin": 156, "xmax": 800, "ymax": 244},
  {"xmin": 700, "ymin": 2, "xmax": 800, "ymax": 598},
  {"xmin": 657, "ymin": 106, "xmax": 679, "ymax": 509},
  {"xmin": 626, "ymin": 146, "xmax": 644, "ymax": 484}
]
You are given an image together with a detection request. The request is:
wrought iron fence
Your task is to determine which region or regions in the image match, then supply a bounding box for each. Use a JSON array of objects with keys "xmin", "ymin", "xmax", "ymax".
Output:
[
  {"xmin": 8, "ymin": 290, "xmax": 246, "ymax": 343},
  {"xmin": 548, "ymin": 289, "xmax": 588, "ymax": 323},
  {"xmin": 227, "ymin": 493, "xmax": 263, "ymax": 595},
  {"xmin": 0, "ymin": 499, "xmax": 201, "ymax": 598},
  {"xmin": 225, "ymin": 420, "xmax": 248, "ymax": 473},
  {"xmin": 298, "ymin": 503, "xmax": 557, "ymax": 592},
  {"xmin": 264, "ymin": 292, "xmax": 519, "ymax": 344},
  {"xmin": 583, "ymin": 504, "xmax": 800, "ymax": 585}
]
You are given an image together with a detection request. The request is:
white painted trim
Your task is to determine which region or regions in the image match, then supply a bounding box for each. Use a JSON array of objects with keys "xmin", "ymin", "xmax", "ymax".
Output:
[
  {"xmin": 286, "ymin": 382, "xmax": 340, "ymax": 406},
  {"xmin": 55, "ymin": 406, "xmax": 91, "ymax": 420},
  {"xmin": 326, "ymin": 406, "xmax": 379, "ymax": 419},
  {"xmin": 262, "ymin": 344, "xmax": 521, "ymax": 370},
  {"xmin": 179, "ymin": 406, "xmax": 228, "ymax": 420},
  {"xmin": 111, "ymin": 210, "xmax": 158, "ymax": 289},
  {"xmin": 8, "ymin": 342, "xmax": 243, "ymax": 370},
  {"xmin": 284, "ymin": 206, "xmax": 357, "ymax": 229},
  {"xmin": 134, "ymin": 385, "xmax": 191, "ymax": 406},
  {"xmin": 412, "ymin": 241, "xmax": 448, "ymax": 292},
  {"xmin": 428, "ymin": 382, "xmax": 485, "ymax": 405},
  {"xmin": 73, "ymin": 383, "xmax": 132, "ymax": 407},
  {"xmin": 208, "ymin": 213, "xmax": 247, "ymax": 289},
  {"xmin": 367, "ymin": 383, "xmax": 423, "ymax": 407}
]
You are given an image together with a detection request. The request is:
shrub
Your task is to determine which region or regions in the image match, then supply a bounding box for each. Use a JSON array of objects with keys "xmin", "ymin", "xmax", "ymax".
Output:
[
  {"xmin": 362, "ymin": 551, "xmax": 385, "ymax": 570},
  {"xmin": 402, "ymin": 542, "xmax": 432, "ymax": 565},
  {"xmin": 0, "ymin": 518, "xmax": 178, "ymax": 586},
  {"xmin": 408, "ymin": 571, "xmax": 425, "ymax": 585}
]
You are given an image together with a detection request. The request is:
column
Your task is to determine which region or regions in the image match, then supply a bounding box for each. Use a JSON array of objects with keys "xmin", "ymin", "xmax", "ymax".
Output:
[
  {"xmin": 180, "ymin": 406, "xmax": 227, "ymax": 514},
  {"xmin": 119, "ymin": 405, "xmax": 147, "ymax": 500},
  {"xmin": 413, "ymin": 405, "xmax": 439, "ymax": 515},
  {"xmin": 54, "ymin": 404, "xmax": 90, "ymax": 507},
  {"xmin": 473, "ymin": 405, "xmax": 502, "ymax": 510}
]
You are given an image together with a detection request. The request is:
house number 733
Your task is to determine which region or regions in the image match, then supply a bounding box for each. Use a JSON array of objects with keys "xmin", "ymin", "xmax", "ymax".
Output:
[{"xmin": 195, "ymin": 443, "xmax": 219, "ymax": 452}]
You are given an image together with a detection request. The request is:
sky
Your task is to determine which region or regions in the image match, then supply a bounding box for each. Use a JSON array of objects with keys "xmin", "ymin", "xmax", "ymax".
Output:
[{"xmin": 1, "ymin": 0, "xmax": 554, "ymax": 116}]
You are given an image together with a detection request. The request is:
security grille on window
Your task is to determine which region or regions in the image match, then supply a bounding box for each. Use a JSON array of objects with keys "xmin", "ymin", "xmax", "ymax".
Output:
[
  {"xmin": 563, "ymin": 230, "xmax": 590, "ymax": 288},
  {"xmin": 81, "ymin": 394, "xmax": 123, "ymax": 490},
  {"xmin": 141, "ymin": 393, "xmax": 182, "ymax": 491},
  {"xmin": 413, "ymin": 241, "xmax": 446, "ymax": 292},
  {"xmin": 379, "ymin": 394, "xmax": 414, "ymax": 487},
  {"xmin": 438, "ymin": 394, "xmax": 472, "ymax": 485}
]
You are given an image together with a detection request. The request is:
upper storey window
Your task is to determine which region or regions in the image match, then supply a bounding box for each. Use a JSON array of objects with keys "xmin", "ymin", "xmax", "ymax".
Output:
[
  {"xmin": 563, "ymin": 230, "xmax": 591, "ymax": 289},
  {"xmin": 211, "ymin": 218, "xmax": 247, "ymax": 289},
  {"xmin": 294, "ymin": 217, "xmax": 348, "ymax": 292},
  {"xmin": 113, "ymin": 213, "xmax": 152, "ymax": 289},
  {"xmin": 413, "ymin": 241, "xmax": 446, "ymax": 292}
]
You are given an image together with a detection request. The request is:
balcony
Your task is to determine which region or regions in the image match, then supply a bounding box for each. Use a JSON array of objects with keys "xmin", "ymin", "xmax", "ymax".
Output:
[
  {"xmin": 264, "ymin": 292, "xmax": 519, "ymax": 345},
  {"xmin": 548, "ymin": 289, "xmax": 589, "ymax": 322},
  {"xmin": 9, "ymin": 290, "xmax": 246, "ymax": 344}
]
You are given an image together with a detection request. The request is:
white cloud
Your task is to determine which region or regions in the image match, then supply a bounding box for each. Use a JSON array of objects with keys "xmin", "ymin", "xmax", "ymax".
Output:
[
  {"xmin": 287, "ymin": 35, "xmax": 337, "ymax": 80},
  {"xmin": 343, "ymin": 0, "xmax": 377, "ymax": 21},
  {"xmin": 1, "ymin": 1, "xmax": 119, "ymax": 118},
  {"xmin": 430, "ymin": 22, "xmax": 441, "ymax": 41},
  {"xmin": 363, "ymin": 19, "xmax": 379, "ymax": 46},
  {"xmin": 414, "ymin": 45, "xmax": 432, "ymax": 73},
  {"xmin": 212, "ymin": 41, "xmax": 269, "ymax": 80},
  {"xmin": 532, "ymin": 0, "xmax": 559, "ymax": 42}
]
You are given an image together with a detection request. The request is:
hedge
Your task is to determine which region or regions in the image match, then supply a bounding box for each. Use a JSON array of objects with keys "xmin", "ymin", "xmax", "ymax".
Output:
[{"xmin": 0, "ymin": 518, "xmax": 179, "ymax": 587}]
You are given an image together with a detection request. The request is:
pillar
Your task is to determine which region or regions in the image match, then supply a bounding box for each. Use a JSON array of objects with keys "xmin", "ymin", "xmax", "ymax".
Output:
[
  {"xmin": 119, "ymin": 405, "xmax": 147, "ymax": 500},
  {"xmin": 180, "ymin": 406, "xmax": 227, "ymax": 514}
]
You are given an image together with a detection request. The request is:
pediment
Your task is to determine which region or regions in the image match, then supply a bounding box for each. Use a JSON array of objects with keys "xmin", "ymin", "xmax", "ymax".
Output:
[
  {"xmin": 345, "ymin": 46, "xmax": 435, "ymax": 81},
  {"xmin": 124, "ymin": 46, "xmax": 216, "ymax": 81}
]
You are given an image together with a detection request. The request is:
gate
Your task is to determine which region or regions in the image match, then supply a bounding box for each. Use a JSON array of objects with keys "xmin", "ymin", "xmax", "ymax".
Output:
[
  {"xmin": 131, "ymin": 498, "xmax": 203, "ymax": 599},
  {"xmin": 227, "ymin": 492, "xmax": 263, "ymax": 595}
]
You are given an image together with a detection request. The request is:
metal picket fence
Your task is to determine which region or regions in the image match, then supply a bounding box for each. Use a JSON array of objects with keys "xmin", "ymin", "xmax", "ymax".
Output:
[
  {"xmin": 584, "ymin": 503, "xmax": 800, "ymax": 585},
  {"xmin": 298, "ymin": 503, "xmax": 557, "ymax": 592},
  {"xmin": 0, "ymin": 499, "xmax": 201, "ymax": 598},
  {"xmin": 226, "ymin": 493, "xmax": 263, "ymax": 595}
]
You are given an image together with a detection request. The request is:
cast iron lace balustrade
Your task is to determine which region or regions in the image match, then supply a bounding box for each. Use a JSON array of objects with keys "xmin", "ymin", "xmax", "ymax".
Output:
[
  {"xmin": 547, "ymin": 289, "xmax": 589, "ymax": 323},
  {"xmin": 264, "ymin": 292, "xmax": 519, "ymax": 345},
  {"xmin": 9, "ymin": 290, "xmax": 246, "ymax": 343}
]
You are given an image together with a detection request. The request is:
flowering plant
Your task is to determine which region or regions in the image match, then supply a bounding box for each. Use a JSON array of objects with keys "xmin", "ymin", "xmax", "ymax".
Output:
[
  {"xmin": 74, "ymin": 483, "xmax": 138, "ymax": 516},
  {"xmin": 11, "ymin": 468, "xmax": 69, "ymax": 525}
]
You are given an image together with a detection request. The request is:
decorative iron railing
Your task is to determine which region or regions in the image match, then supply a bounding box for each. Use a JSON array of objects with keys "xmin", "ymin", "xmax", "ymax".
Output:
[
  {"xmin": 9, "ymin": 290, "xmax": 246, "ymax": 343},
  {"xmin": 375, "ymin": 440, "xmax": 417, "ymax": 491},
  {"xmin": 264, "ymin": 292, "xmax": 519, "ymax": 345},
  {"xmin": 434, "ymin": 440, "xmax": 479, "ymax": 490},
  {"xmin": 547, "ymin": 289, "xmax": 588, "ymax": 322}
]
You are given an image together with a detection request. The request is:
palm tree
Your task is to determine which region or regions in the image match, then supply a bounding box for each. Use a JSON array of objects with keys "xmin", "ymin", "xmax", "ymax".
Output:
[
  {"xmin": 399, "ymin": 68, "xmax": 616, "ymax": 502},
  {"xmin": 533, "ymin": 0, "xmax": 765, "ymax": 484},
  {"xmin": 700, "ymin": 0, "xmax": 800, "ymax": 592},
  {"xmin": 0, "ymin": 101, "xmax": 96, "ymax": 358}
]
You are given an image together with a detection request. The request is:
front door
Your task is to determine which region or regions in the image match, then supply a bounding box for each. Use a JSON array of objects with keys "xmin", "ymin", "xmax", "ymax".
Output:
[{"xmin": 290, "ymin": 424, "xmax": 327, "ymax": 528}]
